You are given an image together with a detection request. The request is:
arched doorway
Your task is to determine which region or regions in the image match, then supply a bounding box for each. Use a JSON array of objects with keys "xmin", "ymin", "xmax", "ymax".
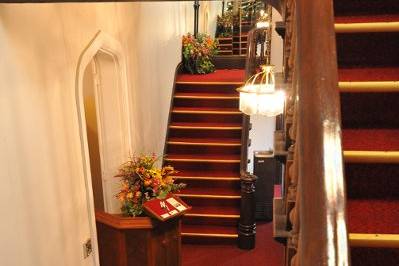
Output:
[{"xmin": 76, "ymin": 32, "xmax": 132, "ymax": 265}]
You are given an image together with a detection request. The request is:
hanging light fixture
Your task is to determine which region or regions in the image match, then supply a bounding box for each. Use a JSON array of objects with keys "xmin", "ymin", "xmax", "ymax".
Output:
[
  {"xmin": 256, "ymin": 9, "xmax": 271, "ymax": 29},
  {"xmin": 237, "ymin": 65, "xmax": 285, "ymax": 116}
]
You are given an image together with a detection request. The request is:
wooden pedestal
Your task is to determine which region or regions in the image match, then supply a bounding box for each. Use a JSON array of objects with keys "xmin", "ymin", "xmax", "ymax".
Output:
[{"xmin": 96, "ymin": 211, "xmax": 181, "ymax": 266}]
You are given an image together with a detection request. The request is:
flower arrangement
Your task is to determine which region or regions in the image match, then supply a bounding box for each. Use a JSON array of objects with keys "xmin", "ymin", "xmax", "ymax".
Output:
[
  {"xmin": 215, "ymin": 13, "xmax": 233, "ymax": 38},
  {"xmin": 115, "ymin": 155, "xmax": 186, "ymax": 217},
  {"xmin": 182, "ymin": 33, "xmax": 218, "ymax": 74}
]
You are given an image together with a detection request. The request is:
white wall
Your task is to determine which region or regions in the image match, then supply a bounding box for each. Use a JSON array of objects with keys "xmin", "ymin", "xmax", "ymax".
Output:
[
  {"xmin": 0, "ymin": 3, "xmax": 211, "ymax": 266},
  {"xmin": 247, "ymin": 8, "xmax": 284, "ymax": 173}
]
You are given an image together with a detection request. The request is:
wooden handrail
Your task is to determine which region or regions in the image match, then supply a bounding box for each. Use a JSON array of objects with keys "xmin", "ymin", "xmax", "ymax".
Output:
[
  {"xmin": 274, "ymin": 0, "xmax": 349, "ymax": 265},
  {"xmin": 295, "ymin": 0, "xmax": 349, "ymax": 264}
]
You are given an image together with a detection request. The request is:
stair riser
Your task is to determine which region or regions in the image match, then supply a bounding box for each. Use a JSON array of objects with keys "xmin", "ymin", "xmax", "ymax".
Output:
[
  {"xmin": 173, "ymin": 98, "xmax": 239, "ymax": 109},
  {"xmin": 341, "ymin": 92, "xmax": 399, "ymax": 128},
  {"xmin": 168, "ymin": 161, "xmax": 240, "ymax": 173},
  {"xmin": 337, "ymin": 32, "xmax": 399, "ymax": 67},
  {"xmin": 182, "ymin": 237, "xmax": 237, "ymax": 245},
  {"xmin": 183, "ymin": 216, "xmax": 239, "ymax": 227},
  {"xmin": 179, "ymin": 180, "xmax": 240, "ymax": 191},
  {"xmin": 167, "ymin": 145, "xmax": 241, "ymax": 156},
  {"xmin": 176, "ymin": 84, "xmax": 241, "ymax": 94},
  {"xmin": 171, "ymin": 113, "xmax": 242, "ymax": 124},
  {"xmin": 351, "ymin": 247, "xmax": 399, "ymax": 266},
  {"xmin": 345, "ymin": 163, "xmax": 399, "ymax": 199},
  {"xmin": 334, "ymin": 1, "xmax": 399, "ymax": 17},
  {"xmin": 169, "ymin": 129, "xmax": 241, "ymax": 139},
  {"xmin": 182, "ymin": 197, "xmax": 240, "ymax": 209}
]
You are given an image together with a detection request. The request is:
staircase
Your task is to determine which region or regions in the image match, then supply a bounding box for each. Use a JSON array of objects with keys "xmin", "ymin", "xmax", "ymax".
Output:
[
  {"xmin": 164, "ymin": 68, "xmax": 246, "ymax": 243},
  {"xmin": 334, "ymin": 0, "xmax": 399, "ymax": 264}
]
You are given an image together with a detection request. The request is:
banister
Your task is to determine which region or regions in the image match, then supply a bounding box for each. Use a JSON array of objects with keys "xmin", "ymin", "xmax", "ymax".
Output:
[
  {"xmin": 238, "ymin": 23, "xmax": 272, "ymax": 249},
  {"xmin": 280, "ymin": 0, "xmax": 349, "ymax": 265}
]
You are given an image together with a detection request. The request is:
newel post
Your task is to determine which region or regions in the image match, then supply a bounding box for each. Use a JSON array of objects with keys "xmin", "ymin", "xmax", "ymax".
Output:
[{"xmin": 238, "ymin": 171, "xmax": 257, "ymax": 249}]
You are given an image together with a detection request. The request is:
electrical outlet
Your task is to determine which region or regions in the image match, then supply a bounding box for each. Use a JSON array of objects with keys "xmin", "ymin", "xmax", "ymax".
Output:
[{"xmin": 83, "ymin": 238, "xmax": 92, "ymax": 259}]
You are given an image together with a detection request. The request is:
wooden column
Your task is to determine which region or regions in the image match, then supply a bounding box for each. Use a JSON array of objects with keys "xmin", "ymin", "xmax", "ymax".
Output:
[{"xmin": 238, "ymin": 172, "xmax": 257, "ymax": 249}]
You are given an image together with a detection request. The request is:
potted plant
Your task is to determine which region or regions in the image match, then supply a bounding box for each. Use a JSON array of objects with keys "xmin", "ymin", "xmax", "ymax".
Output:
[
  {"xmin": 182, "ymin": 33, "xmax": 219, "ymax": 74},
  {"xmin": 115, "ymin": 154, "xmax": 185, "ymax": 217},
  {"xmin": 215, "ymin": 12, "xmax": 233, "ymax": 38}
]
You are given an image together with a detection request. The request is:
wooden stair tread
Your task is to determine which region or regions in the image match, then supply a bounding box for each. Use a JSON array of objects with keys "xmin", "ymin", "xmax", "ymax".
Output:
[
  {"xmin": 169, "ymin": 122, "xmax": 242, "ymax": 130},
  {"xmin": 335, "ymin": 21, "xmax": 399, "ymax": 33},
  {"xmin": 343, "ymin": 150, "xmax": 399, "ymax": 163},
  {"xmin": 174, "ymin": 92, "xmax": 239, "ymax": 99},
  {"xmin": 172, "ymin": 107, "xmax": 241, "ymax": 114},
  {"xmin": 349, "ymin": 233, "xmax": 399, "ymax": 248},
  {"xmin": 342, "ymin": 129, "xmax": 399, "ymax": 151},
  {"xmin": 168, "ymin": 137, "xmax": 241, "ymax": 146},
  {"xmin": 182, "ymin": 224, "xmax": 238, "ymax": 238}
]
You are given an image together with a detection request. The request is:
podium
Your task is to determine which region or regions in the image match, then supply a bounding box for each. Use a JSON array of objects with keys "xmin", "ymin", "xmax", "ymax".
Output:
[{"xmin": 95, "ymin": 211, "xmax": 181, "ymax": 266}]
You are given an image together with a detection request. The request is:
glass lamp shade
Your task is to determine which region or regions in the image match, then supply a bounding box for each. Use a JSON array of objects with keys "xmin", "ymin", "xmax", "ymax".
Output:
[
  {"xmin": 256, "ymin": 21, "xmax": 270, "ymax": 29},
  {"xmin": 238, "ymin": 65, "xmax": 285, "ymax": 116}
]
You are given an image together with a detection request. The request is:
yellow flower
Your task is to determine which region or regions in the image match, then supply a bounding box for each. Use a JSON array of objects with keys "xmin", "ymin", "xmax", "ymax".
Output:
[{"xmin": 127, "ymin": 192, "xmax": 134, "ymax": 199}]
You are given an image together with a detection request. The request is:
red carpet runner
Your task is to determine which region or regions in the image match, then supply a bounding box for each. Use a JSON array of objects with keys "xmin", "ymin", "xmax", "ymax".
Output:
[
  {"xmin": 334, "ymin": 0, "xmax": 399, "ymax": 264},
  {"xmin": 165, "ymin": 69, "xmax": 245, "ymax": 242}
]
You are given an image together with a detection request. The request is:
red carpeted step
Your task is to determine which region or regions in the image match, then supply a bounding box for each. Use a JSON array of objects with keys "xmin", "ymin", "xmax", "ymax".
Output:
[
  {"xmin": 168, "ymin": 137, "xmax": 241, "ymax": 146},
  {"xmin": 167, "ymin": 145, "xmax": 240, "ymax": 156},
  {"xmin": 172, "ymin": 112, "xmax": 242, "ymax": 124},
  {"xmin": 340, "ymin": 92, "xmax": 399, "ymax": 128},
  {"xmin": 169, "ymin": 123, "xmax": 241, "ymax": 140},
  {"xmin": 172, "ymin": 107, "xmax": 240, "ymax": 114},
  {"xmin": 176, "ymin": 69, "xmax": 245, "ymax": 83},
  {"xmin": 165, "ymin": 154, "xmax": 241, "ymax": 163},
  {"xmin": 182, "ymin": 197, "xmax": 240, "ymax": 211},
  {"xmin": 334, "ymin": 0, "xmax": 399, "ymax": 18},
  {"xmin": 178, "ymin": 179, "xmax": 240, "ymax": 193},
  {"xmin": 175, "ymin": 83, "xmax": 241, "ymax": 94},
  {"xmin": 174, "ymin": 97, "xmax": 239, "ymax": 109},
  {"xmin": 338, "ymin": 67, "xmax": 399, "ymax": 81},
  {"xmin": 334, "ymin": 0, "xmax": 399, "ymax": 264},
  {"xmin": 169, "ymin": 161, "xmax": 240, "ymax": 174},
  {"xmin": 342, "ymin": 129, "xmax": 399, "ymax": 151},
  {"xmin": 347, "ymin": 199, "xmax": 399, "ymax": 234},
  {"xmin": 173, "ymin": 170, "xmax": 240, "ymax": 179},
  {"xmin": 177, "ymin": 187, "xmax": 241, "ymax": 198},
  {"xmin": 336, "ymin": 32, "xmax": 399, "ymax": 67},
  {"xmin": 174, "ymin": 92, "xmax": 239, "ymax": 99},
  {"xmin": 351, "ymin": 247, "xmax": 399, "ymax": 266},
  {"xmin": 345, "ymin": 163, "xmax": 399, "ymax": 199},
  {"xmin": 186, "ymin": 205, "xmax": 240, "ymax": 217},
  {"xmin": 336, "ymin": 14, "xmax": 399, "ymax": 23},
  {"xmin": 165, "ymin": 68, "xmax": 244, "ymax": 245},
  {"xmin": 182, "ymin": 224, "xmax": 238, "ymax": 237}
]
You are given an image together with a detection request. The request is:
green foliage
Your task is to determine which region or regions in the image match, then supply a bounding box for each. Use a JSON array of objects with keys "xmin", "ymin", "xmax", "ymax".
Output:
[{"xmin": 182, "ymin": 33, "xmax": 219, "ymax": 74}]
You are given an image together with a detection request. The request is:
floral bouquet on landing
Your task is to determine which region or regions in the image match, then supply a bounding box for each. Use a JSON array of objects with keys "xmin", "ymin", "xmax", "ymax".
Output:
[
  {"xmin": 182, "ymin": 33, "xmax": 218, "ymax": 74},
  {"xmin": 115, "ymin": 154, "xmax": 186, "ymax": 217}
]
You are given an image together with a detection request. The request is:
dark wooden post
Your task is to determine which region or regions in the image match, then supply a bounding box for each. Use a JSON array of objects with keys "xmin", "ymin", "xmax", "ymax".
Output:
[
  {"xmin": 238, "ymin": 172, "xmax": 257, "ymax": 249},
  {"xmin": 194, "ymin": 0, "xmax": 200, "ymax": 38}
]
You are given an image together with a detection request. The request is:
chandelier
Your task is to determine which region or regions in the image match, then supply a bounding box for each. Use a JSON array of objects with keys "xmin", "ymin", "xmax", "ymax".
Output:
[{"xmin": 237, "ymin": 65, "xmax": 285, "ymax": 116}]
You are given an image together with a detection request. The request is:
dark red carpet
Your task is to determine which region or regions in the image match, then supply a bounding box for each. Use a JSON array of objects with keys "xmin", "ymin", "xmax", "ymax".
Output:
[
  {"xmin": 342, "ymin": 129, "xmax": 399, "ymax": 151},
  {"xmin": 181, "ymin": 222, "xmax": 283, "ymax": 266},
  {"xmin": 335, "ymin": 0, "xmax": 399, "ymax": 264},
  {"xmin": 177, "ymin": 69, "xmax": 245, "ymax": 83}
]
